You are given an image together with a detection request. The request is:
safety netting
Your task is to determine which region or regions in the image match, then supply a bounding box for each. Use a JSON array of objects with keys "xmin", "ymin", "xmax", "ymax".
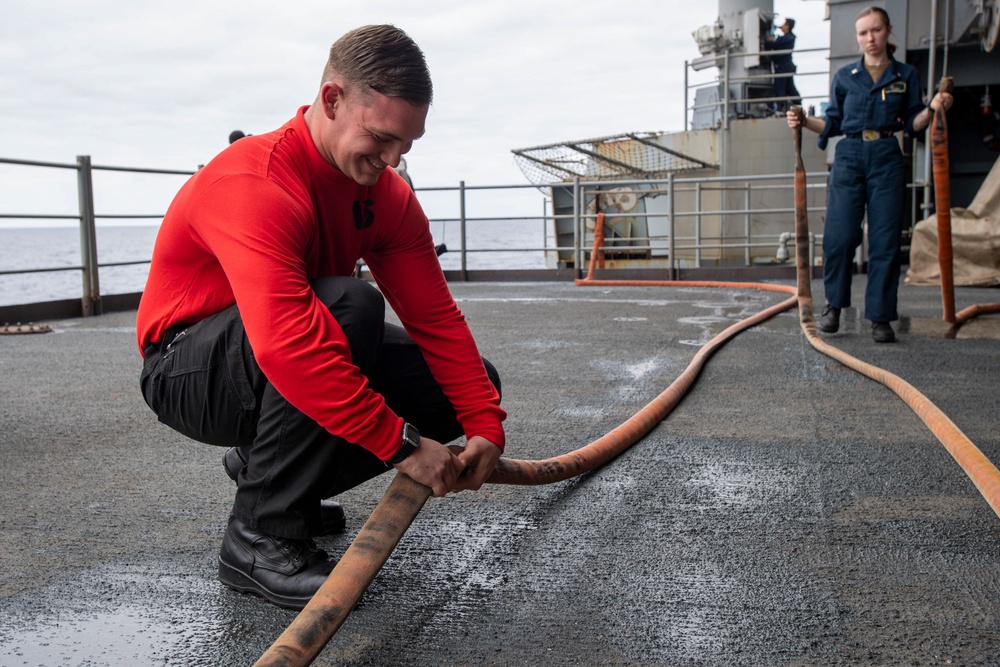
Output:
[{"xmin": 512, "ymin": 131, "xmax": 712, "ymax": 185}]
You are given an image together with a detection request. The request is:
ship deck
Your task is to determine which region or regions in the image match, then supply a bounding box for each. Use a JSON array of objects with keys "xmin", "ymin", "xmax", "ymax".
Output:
[{"xmin": 2, "ymin": 276, "xmax": 1000, "ymax": 666}]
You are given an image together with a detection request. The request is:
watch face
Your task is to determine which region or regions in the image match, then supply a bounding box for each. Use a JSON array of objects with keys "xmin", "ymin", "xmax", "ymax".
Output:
[
  {"xmin": 390, "ymin": 423, "xmax": 420, "ymax": 465},
  {"xmin": 403, "ymin": 423, "xmax": 420, "ymax": 448}
]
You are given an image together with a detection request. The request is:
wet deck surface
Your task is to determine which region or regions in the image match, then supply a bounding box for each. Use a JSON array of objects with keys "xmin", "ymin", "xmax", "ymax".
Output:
[{"xmin": 2, "ymin": 277, "xmax": 1000, "ymax": 666}]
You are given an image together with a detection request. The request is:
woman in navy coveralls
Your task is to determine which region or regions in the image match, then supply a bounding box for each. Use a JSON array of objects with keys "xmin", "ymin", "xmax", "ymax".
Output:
[{"xmin": 788, "ymin": 7, "xmax": 953, "ymax": 342}]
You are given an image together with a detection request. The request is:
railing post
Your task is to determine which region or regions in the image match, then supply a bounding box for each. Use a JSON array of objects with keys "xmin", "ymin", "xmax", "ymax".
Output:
[
  {"xmin": 684, "ymin": 60, "xmax": 690, "ymax": 132},
  {"xmin": 922, "ymin": 0, "xmax": 939, "ymax": 221},
  {"xmin": 459, "ymin": 180, "xmax": 467, "ymax": 281},
  {"xmin": 720, "ymin": 50, "xmax": 731, "ymax": 180},
  {"xmin": 722, "ymin": 50, "xmax": 731, "ymax": 132},
  {"xmin": 694, "ymin": 182, "xmax": 702, "ymax": 268},
  {"xmin": 744, "ymin": 182, "xmax": 751, "ymax": 266},
  {"xmin": 76, "ymin": 155, "xmax": 102, "ymax": 316},
  {"xmin": 667, "ymin": 172, "xmax": 676, "ymax": 280},
  {"xmin": 808, "ymin": 232, "xmax": 816, "ymax": 274},
  {"xmin": 573, "ymin": 177, "xmax": 582, "ymax": 279},
  {"xmin": 542, "ymin": 197, "xmax": 549, "ymax": 255}
]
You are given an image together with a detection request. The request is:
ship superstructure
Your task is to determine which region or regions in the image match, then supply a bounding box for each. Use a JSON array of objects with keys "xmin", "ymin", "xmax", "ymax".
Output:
[{"xmin": 515, "ymin": 0, "xmax": 1000, "ymax": 273}]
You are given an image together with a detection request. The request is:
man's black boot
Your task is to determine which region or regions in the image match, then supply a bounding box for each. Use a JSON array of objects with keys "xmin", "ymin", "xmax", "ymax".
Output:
[
  {"xmin": 218, "ymin": 516, "xmax": 336, "ymax": 610},
  {"xmin": 223, "ymin": 447, "xmax": 346, "ymax": 535},
  {"xmin": 817, "ymin": 305, "xmax": 841, "ymax": 333}
]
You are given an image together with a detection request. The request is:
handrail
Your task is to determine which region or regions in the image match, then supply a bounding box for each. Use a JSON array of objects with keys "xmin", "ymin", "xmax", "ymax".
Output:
[
  {"xmin": 0, "ymin": 155, "xmax": 828, "ymax": 318},
  {"xmin": 684, "ymin": 45, "xmax": 831, "ymax": 131}
]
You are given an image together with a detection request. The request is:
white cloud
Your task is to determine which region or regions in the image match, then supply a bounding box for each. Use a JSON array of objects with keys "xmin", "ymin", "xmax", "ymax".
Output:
[{"xmin": 1, "ymin": 0, "xmax": 829, "ymax": 216}]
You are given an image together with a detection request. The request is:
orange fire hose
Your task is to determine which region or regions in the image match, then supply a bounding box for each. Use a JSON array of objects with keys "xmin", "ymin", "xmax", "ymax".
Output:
[
  {"xmin": 955, "ymin": 302, "xmax": 1000, "ymax": 326},
  {"xmin": 254, "ymin": 111, "xmax": 1000, "ymax": 666},
  {"xmin": 930, "ymin": 76, "xmax": 1000, "ymax": 332},
  {"xmin": 932, "ymin": 76, "xmax": 957, "ymax": 323},
  {"xmin": 586, "ymin": 212, "xmax": 607, "ymax": 277},
  {"xmin": 253, "ymin": 251, "xmax": 801, "ymax": 666},
  {"xmin": 253, "ymin": 473, "xmax": 431, "ymax": 667},
  {"xmin": 787, "ymin": 106, "xmax": 1000, "ymax": 517}
]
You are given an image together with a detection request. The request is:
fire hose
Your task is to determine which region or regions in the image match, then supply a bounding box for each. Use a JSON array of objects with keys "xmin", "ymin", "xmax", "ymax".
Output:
[
  {"xmin": 931, "ymin": 75, "xmax": 1000, "ymax": 330},
  {"xmin": 253, "ymin": 112, "xmax": 1000, "ymax": 666},
  {"xmin": 932, "ymin": 76, "xmax": 957, "ymax": 323}
]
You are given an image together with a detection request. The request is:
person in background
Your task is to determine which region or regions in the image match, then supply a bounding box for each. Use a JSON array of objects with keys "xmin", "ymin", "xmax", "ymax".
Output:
[
  {"xmin": 787, "ymin": 6, "xmax": 953, "ymax": 343},
  {"xmin": 136, "ymin": 24, "xmax": 506, "ymax": 610},
  {"xmin": 389, "ymin": 157, "xmax": 447, "ymax": 256},
  {"xmin": 394, "ymin": 155, "xmax": 414, "ymax": 189},
  {"xmin": 765, "ymin": 17, "xmax": 800, "ymax": 113}
]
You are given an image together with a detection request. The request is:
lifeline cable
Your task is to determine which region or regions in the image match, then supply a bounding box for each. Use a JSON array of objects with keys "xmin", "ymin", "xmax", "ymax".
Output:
[{"xmin": 255, "ymin": 116, "xmax": 1000, "ymax": 666}]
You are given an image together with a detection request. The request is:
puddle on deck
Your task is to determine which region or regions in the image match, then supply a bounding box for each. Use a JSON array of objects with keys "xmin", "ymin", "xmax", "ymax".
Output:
[{"xmin": 0, "ymin": 560, "xmax": 286, "ymax": 666}]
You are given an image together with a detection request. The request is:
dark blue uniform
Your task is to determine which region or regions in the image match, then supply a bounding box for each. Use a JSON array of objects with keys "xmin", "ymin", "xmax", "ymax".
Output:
[
  {"xmin": 764, "ymin": 31, "xmax": 799, "ymax": 111},
  {"xmin": 818, "ymin": 56, "xmax": 925, "ymax": 323}
]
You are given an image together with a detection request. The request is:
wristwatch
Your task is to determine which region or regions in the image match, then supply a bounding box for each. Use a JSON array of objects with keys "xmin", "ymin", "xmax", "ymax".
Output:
[{"xmin": 388, "ymin": 422, "xmax": 420, "ymax": 465}]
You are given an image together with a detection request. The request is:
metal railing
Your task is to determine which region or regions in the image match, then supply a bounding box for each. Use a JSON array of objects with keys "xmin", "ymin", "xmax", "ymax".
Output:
[
  {"xmin": 685, "ymin": 45, "xmax": 831, "ymax": 131},
  {"xmin": 559, "ymin": 173, "xmax": 826, "ymax": 277},
  {"xmin": 0, "ymin": 155, "xmax": 826, "ymax": 320},
  {"xmin": 0, "ymin": 156, "xmax": 195, "ymax": 317}
]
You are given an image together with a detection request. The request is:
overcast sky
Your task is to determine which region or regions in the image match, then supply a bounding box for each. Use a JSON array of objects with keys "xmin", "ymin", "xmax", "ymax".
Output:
[{"xmin": 1, "ymin": 0, "xmax": 829, "ymax": 222}]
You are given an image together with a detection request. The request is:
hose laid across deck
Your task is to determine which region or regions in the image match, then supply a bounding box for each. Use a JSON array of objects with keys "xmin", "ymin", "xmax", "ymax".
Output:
[
  {"xmin": 255, "ymin": 115, "xmax": 1000, "ymax": 667},
  {"xmin": 254, "ymin": 473, "xmax": 431, "ymax": 667},
  {"xmin": 489, "ymin": 289, "xmax": 799, "ymax": 485},
  {"xmin": 788, "ymin": 107, "xmax": 1000, "ymax": 516},
  {"xmin": 254, "ymin": 273, "xmax": 800, "ymax": 667}
]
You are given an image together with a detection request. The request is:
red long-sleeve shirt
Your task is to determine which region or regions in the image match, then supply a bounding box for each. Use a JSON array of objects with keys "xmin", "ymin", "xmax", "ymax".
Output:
[{"xmin": 136, "ymin": 107, "xmax": 505, "ymax": 459}]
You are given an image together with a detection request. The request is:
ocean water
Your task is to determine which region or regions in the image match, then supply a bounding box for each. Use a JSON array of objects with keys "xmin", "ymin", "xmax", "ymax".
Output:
[{"xmin": 0, "ymin": 220, "xmax": 549, "ymax": 307}]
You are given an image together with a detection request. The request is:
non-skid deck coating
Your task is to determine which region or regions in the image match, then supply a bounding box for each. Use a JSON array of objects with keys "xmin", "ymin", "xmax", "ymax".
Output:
[{"xmin": 1, "ymin": 278, "xmax": 999, "ymax": 666}]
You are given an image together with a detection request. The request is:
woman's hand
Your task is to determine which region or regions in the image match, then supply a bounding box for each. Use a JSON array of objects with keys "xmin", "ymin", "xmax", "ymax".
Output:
[
  {"xmin": 930, "ymin": 91, "xmax": 953, "ymax": 114},
  {"xmin": 787, "ymin": 110, "xmax": 825, "ymax": 135},
  {"xmin": 916, "ymin": 91, "xmax": 955, "ymax": 132}
]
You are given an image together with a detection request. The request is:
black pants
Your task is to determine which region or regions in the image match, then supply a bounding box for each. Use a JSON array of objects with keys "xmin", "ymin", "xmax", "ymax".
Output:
[{"xmin": 140, "ymin": 277, "xmax": 500, "ymax": 538}]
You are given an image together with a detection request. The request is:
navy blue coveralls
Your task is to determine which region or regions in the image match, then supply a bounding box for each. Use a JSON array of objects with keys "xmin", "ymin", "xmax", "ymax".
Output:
[
  {"xmin": 764, "ymin": 30, "xmax": 799, "ymax": 111},
  {"xmin": 818, "ymin": 56, "xmax": 925, "ymax": 323}
]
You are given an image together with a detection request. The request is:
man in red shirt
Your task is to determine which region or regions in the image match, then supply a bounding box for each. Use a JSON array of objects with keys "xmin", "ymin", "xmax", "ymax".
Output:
[{"xmin": 137, "ymin": 25, "xmax": 506, "ymax": 610}]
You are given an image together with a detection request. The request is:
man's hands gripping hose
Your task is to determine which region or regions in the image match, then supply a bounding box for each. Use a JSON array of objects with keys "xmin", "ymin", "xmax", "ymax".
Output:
[
  {"xmin": 451, "ymin": 436, "xmax": 502, "ymax": 492},
  {"xmin": 392, "ymin": 435, "xmax": 501, "ymax": 497}
]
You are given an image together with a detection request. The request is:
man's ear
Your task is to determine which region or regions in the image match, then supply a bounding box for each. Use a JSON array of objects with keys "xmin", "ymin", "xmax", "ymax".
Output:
[{"xmin": 320, "ymin": 82, "xmax": 345, "ymax": 120}]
